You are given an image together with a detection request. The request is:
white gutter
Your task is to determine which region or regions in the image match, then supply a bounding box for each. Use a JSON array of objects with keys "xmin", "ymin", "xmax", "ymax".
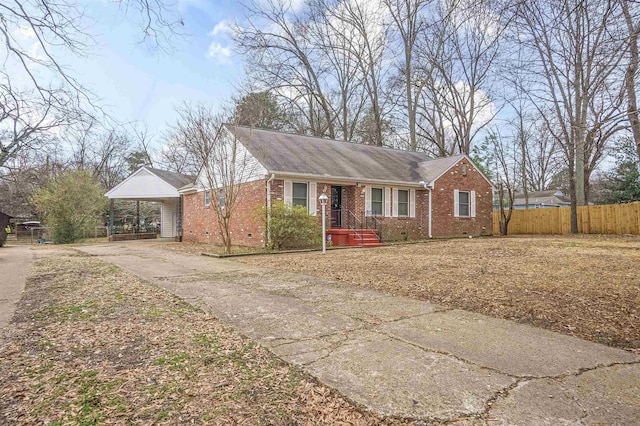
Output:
[
  {"xmin": 266, "ymin": 173, "xmax": 276, "ymax": 246},
  {"xmin": 270, "ymin": 171, "xmax": 425, "ymax": 188}
]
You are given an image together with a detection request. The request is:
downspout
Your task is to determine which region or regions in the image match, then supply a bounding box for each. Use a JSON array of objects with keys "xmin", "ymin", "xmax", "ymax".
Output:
[
  {"xmin": 428, "ymin": 185, "xmax": 433, "ymax": 239},
  {"xmin": 420, "ymin": 181, "xmax": 433, "ymax": 239},
  {"xmin": 266, "ymin": 173, "xmax": 276, "ymax": 247}
]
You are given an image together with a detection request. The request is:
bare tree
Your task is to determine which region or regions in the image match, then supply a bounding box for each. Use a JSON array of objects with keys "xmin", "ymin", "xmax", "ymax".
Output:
[
  {"xmin": 515, "ymin": 0, "xmax": 628, "ymax": 232},
  {"xmin": 235, "ymin": 0, "xmax": 337, "ymax": 138},
  {"xmin": 524, "ymin": 114, "xmax": 563, "ymax": 192},
  {"xmin": 487, "ymin": 130, "xmax": 518, "ymax": 235},
  {"xmin": 326, "ymin": 0, "xmax": 392, "ymax": 146},
  {"xmin": 384, "ymin": 0, "xmax": 430, "ymax": 151},
  {"xmin": 308, "ymin": 0, "xmax": 367, "ymax": 141},
  {"xmin": 0, "ymin": 143, "xmax": 66, "ymax": 218},
  {"xmin": 414, "ymin": 0, "xmax": 505, "ymax": 155},
  {"xmin": 167, "ymin": 103, "xmax": 261, "ymax": 253},
  {"xmin": 620, "ymin": 0, "xmax": 640, "ymax": 158},
  {"xmin": 0, "ymin": 77, "xmax": 75, "ymax": 168},
  {"xmin": 69, "ymin": 124, "xmax": 134, "ymax": 189},
  {"xmin": 0, "ymin": 0, "xmax": 183, "ymax": 165}
]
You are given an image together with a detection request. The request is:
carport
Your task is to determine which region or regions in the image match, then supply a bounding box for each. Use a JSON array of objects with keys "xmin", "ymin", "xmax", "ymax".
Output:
[{"xmin": 105, "ymin": 167, "xmax": 194, "ymax": 239}]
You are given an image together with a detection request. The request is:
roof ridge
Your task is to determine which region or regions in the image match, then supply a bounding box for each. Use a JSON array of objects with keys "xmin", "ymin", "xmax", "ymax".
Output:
[{"xmin": 145, "ymin": 166, "xmax": 195, "ymax": 180}]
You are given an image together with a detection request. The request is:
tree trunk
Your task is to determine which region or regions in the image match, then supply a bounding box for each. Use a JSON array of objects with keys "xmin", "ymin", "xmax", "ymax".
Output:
[
  {"xmin": 622, "ymin": 0, "xmax": 640, "ymax": 159},
  {"xmin": 569, "ymin": 168, "xmax": 579, "ymax": 233},
  {"xmin": 519, "ymin": 113, "xmax": 529, "ymax": 209}
]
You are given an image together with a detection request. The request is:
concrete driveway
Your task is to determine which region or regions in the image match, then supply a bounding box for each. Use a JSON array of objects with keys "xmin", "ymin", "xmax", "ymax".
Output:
[
  {"xmin": 0, "ymin": 246, "xmax": 33, "ymax": 329},
  {"xmin": 75, "ymin": 242, "xmax": 640, "ymax": 424}
]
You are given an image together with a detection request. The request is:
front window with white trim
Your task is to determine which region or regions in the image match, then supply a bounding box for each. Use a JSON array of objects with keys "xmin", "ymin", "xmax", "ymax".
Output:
[
  {"xmin": 204, "ymin": 190, "xmax": 210, "ymax": 207},
  {"xmin": 371, "ymin": 187, "xmax": 383, "ymax": 215},
  {"xmin": 292, "ymin": 183, "xmax": 308, "ymax": 207},
  {"xmin": 397, "ymin": 189, "xmax": 409, "ymax": 216}
]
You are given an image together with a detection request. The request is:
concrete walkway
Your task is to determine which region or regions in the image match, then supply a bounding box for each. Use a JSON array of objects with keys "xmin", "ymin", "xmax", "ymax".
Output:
[
  {"xmin": 76, "ymin": 242, "xmax": 640, "ymax": 424},
  {"xmin": 0, "ymin": 246, "xmax": 33, "ymax": 329}
]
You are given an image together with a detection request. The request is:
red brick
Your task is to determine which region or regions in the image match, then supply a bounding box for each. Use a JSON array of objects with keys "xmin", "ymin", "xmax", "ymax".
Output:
[
  {"xmin": 180, "ymin": 160, "xmax": 493, "ymax": 248},
  {"xmin": 182, "ymin": 179, "xmax": 267, "ymax": 248}
]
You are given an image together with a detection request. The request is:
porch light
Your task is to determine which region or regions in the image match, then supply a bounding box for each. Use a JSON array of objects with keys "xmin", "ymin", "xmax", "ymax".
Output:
[{"xmin": 319, "ymin": 192, "xmax": 329, "ymax": 254}]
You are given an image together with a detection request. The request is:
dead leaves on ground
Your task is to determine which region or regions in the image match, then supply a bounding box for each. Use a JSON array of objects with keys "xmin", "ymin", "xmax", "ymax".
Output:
[
  {"xmin": 0, "ymin": 251, "xmax": 410, "ymax": 425},
  {"xmin": 240, "ymin": 236, "xmax": 640, "ymax": 352}
]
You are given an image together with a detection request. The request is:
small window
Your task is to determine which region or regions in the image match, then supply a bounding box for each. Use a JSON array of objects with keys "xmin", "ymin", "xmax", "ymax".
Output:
[
  {"xmin": 292, "ymin": 183, "xmax": 308, "ymax": 207},
  {"xmin": 458, "ymin": 191, "xmax": 470, "ymax": 217},
  {"xmin": 218, "ymin": 189, "xmax": 225, "ymax": 209},
  {"xmin": 204, "ymin": 190, "xmax": 210, "ymax": 207},
  {"xmin": 371, "ymin": 188, "xmax": 383, "ymax": 215},
  {"xmin": 397, "ymin": 190, "xmax": 409, "ymax": 216}
]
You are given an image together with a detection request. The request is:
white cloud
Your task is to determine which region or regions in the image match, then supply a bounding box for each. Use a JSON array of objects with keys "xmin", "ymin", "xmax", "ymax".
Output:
[
  {"xmin": 207, "ymin": 42, "xmax": 232, "ymax": 64},
  {"xmin": 210, "ymin": 20, "xmax": 233, "ymax": 37},
  {"xmin": 17, "ymin": 26, "xmax": 36, "ymax": 39},
  {"xmin": 258, "ymin": 0, "xmax": 306, "ymax": 13}
]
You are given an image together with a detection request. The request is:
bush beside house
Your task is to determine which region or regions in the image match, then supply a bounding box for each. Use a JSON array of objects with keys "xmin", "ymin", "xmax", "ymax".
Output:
[{"xmin": 263, "ymin": 202, "xmax": 322, "ymax": 250}]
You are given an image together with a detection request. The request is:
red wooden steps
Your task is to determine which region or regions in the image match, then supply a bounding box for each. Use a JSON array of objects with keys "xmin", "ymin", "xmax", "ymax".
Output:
[{"xmin": 326, "ymin": 228, "xmax": 383, "ymax": 247}]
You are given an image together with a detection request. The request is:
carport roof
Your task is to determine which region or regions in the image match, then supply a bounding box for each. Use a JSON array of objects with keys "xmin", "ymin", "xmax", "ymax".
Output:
[{"xmin": 105, "ymin": 166, "xmax": 195, "ymax": 200}]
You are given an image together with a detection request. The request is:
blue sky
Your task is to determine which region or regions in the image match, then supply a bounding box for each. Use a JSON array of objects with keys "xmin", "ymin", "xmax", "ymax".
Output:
[{"xmin": 71, "ymin": 0, "xmax": 246, "ymax": 141}]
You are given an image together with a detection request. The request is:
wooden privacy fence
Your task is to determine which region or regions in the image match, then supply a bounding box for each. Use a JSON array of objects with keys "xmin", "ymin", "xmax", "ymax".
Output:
[{"xmin": 493, "ymin": 202, "xmax": 640, "ymax": 235}]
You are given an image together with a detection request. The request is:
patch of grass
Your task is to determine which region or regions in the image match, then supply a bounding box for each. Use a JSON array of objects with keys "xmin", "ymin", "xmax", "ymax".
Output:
[
  {"xmin": 153, "ymin": 353, "xmax": 191, "ymax": 371},
  {"xmin": 192, "ymin": 333, "xmax": 219, "ymax": 349},
  {"xmin": 46, "ymin": 301, "xmax": 98, "ymax": 322}
]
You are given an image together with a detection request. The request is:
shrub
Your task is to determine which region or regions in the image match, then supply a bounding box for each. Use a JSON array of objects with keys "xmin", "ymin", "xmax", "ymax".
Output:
[
  {"xmin": 261, "ymin": 202, "xmax": 322, "ymax": 250},
  {"xmin": 33, "ymin": 170, "xmax": 107, "ymax": 244}
]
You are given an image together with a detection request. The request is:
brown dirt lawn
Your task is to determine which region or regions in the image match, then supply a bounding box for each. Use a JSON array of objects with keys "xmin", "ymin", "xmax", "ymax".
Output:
[
  {"xmin": 0, "ymin": 249, "xmax": 413, "ymax": 425},
  {"xmin": 238, "ymin": 235, "xmax": 640, "ymax": 352}
]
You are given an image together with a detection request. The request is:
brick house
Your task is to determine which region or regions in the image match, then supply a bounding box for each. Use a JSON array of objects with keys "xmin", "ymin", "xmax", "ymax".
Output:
[{"xmin": 179, "ymin": 125, "xmax": 494, "ymax": 248}]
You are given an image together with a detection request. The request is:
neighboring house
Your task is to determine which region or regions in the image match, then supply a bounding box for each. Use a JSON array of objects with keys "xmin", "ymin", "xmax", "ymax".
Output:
[
  {"xmin": 105, "ymin": 167, "xmax": 194, "ymax": 238},
  {"xmin": 508, "ymin": 190, "xmax": 571, "ymax": 209},
  {"xmin": 179, "ymin": 125, "xmax": 494, "ymax": 247}
]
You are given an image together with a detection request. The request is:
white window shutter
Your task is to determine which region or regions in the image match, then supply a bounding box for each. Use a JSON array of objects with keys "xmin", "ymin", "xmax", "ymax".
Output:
[
  {"xmin": 284, "ymin": 181, "xmax": 293, "ymax": 207},
  {"xmin": 470, "ymin": 190, "xmax": 476, "ymax": 218},
  {"xmin": 454, "ymin": 189, "xmax": 459, "ymax": 217},
  {"xmin": 308, "ymin": 182, "xmax": 317, "ymax": 215},
  {"xmin": 365, "ymin": 186, "xmax": 372, "ymax": 216},
  {"xmin": 409, "ymin": 189, "xmax": 416, "ymax": 218},
  {"xmin": 392, "ymin": 188, "xmax": 398, "ymax": 218},
  {"xmin": 384, "ymin": 187, "xmax": 391, "ymax": 217}
]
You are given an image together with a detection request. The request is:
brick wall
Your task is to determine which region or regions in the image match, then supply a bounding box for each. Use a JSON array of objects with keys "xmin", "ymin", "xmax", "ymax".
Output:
[
  {"xmin": 431, "ymin": 159, "xmax": 493, "ymax": 237},
  {"xmin": 377, "ymin": 190, "xmax": 430, "ymax": 242},
  {"xmin": 182, "ymin": 179, "xmax": 267, "ymax": 248},
  {"xmin": 181, "ymin": 160, "xmax": 493, "ymax": 249}
]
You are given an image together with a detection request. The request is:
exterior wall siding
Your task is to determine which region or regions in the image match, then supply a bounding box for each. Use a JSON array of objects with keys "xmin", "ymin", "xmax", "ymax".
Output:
[
  {"xmin": 160, "ymin": 199, "xmax": 177, "ymax": 238},
  {"xmin": 182, "ymin": 179, "xmax": 267, "ymax": 248}
]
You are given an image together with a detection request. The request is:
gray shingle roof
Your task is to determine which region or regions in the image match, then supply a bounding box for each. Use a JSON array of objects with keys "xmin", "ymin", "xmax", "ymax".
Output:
[
  {"xmin": 226, "ymin": 125, "xmax": 465, "ymax": 185},
  {"xmin": 146, "ymin": 167, "xmax": 195, "ymax": 189}
]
